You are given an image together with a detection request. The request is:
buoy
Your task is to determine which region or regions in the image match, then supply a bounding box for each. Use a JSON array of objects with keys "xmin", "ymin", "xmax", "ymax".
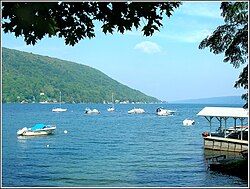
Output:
[
  {"xmin": 46, "ymin": 144, "xmax": 50, "ymax": 148},
  {"xmin": 64, "ymin": 130, "xmax": 68, "ymax": 134}
]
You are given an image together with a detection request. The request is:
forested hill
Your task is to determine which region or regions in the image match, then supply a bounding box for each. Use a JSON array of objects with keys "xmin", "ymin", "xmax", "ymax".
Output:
[{"xmin": 2, "ymin": 47, "xmax": 159, "ymax": 103}]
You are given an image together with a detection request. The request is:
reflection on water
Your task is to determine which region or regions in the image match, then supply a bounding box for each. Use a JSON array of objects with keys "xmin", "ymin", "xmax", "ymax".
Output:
[{"xmin": 17, "ymin": 135, "xmax": 54, "ymax": 140}]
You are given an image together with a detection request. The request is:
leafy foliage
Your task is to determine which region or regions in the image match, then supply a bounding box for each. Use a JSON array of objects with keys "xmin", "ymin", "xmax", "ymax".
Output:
[
  {"xmin": 2, "ymin": 47, "xmax": 159, "ymax": 103},
  {"xmin": 234, "ymin": 65, "xmax": 248, "ymax": 108},
  {"xmin": 2, "ymin": 2, "xmax": 181, "ymax": 46},
  {"xmin": 199, "ymin": 2, "xmax": 248, "ymax": 108}
]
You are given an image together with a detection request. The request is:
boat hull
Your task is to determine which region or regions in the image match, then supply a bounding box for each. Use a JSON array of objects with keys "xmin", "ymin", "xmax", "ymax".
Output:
[
  {"xmin": 52, "ymin": 108, "xmax": 67, "ymax": 112},
  {"xmin": 17, "ymin": 127, "xmax": 56, "ymax": 136},
  {"xmin": 107, "ymin": 108, "xmax": 115, "ymax": 112},
  {"xmin": 156, "ymin": 108, "xmax": 174, "ymax": 116},
  {"xmin": 128, "ymin": 108, "xmax": 145, "ymax": 114},
  {"xmin": 85, "ymin": 108, "xmax": 100, "ymax": 114}
]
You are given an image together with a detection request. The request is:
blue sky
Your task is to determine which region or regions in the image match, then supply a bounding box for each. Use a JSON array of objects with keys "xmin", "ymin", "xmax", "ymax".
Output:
[{"xmin": 2, "ymin": 2, "xmax": 246, "ymax": 101}]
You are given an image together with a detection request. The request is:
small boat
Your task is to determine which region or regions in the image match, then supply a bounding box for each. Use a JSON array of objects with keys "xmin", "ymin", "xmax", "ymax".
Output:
[
  {"xmin": 107, "ymin": 107, "xmax": 115, "ymax": 112},
  {"xmin": 39, "ymin": 101, "xmax": 49, "ymax": 104},
  {"xmin": 52, "ymin": 91, "xmax": 67, "ymax": 112},
  {"xmin": 52, "ymin": 107, "xmax": 67, "ymax": 112},
  {"xmin": 85, "ymin": 108, "xmax": 100, "ymax": 114},
  {"xmin": 156, "ymin": 107, "xmax": 175, "ymax": 116},
  {"xmin": 204, "ymin": 125, "xmax": 248, "ymax": 139},
  {"xmin": 107, "ymin": 93, "xmax": 115, "ymax": 112},
  {"xmin": 183, "ymin": 119, "xmax": 195, "ymax": 126},
  {"xmin": 17, "ymin": 123, "xmax": 56, "ymax": 136},
  {"xmin": 128, "ymin": 108, "xmax": 145, "ymax": 114}
]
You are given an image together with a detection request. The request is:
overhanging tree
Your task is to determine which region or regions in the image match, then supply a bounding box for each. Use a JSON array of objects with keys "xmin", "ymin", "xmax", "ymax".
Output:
[
  {"xmin": 199, "ymin": 2, "xmax": 248, "ymax": 108},
  {"xmin": 2, "ymin": 2, "xmax": 181, "ymax": 45}
]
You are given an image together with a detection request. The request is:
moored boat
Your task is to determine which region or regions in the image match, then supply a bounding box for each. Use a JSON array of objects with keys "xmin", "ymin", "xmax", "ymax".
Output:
[
  {"xmin": 183, "ymin": 119, "xmax": 195, "ymax": 126},
  {"xmin": 156, "ymin": 107, "xmax": 175, "ymax": 116},
  {"xmin": 52, "ymin": 91, "xmax": 67, "ymax": 112},
  {"xmin": 107, "ymin": 107, "xmax": 115, "ymax": 112},
  {"xmin": 52, "ymin": 107, "xmax": 67, "ymax": 112},
  {"xmin": 17, "ymin": 123, "xmax": 56, "ymax": 136},
  {"xmin": 85, "ymin": 108, "xmax": 100, "ymax": 114},
  {"xmin": 128, "ymin": 108, "xmax": 145, "ymax": 114}
]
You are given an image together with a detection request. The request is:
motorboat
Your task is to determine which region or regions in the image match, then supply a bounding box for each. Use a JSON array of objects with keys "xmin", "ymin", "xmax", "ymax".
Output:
[
  {"xmin": 183, "ymin": 119, "xmax": 195, "ymax": 126},
  {"xmin": 52, "ymin": 91, "xmax": 67, "ymax": 112},
  {"xmin": 52, "ymin": 107, "xmax": 67, "ymax": 112},
  {"xmin": 17, "ymin": 123, "xmax": 56, "ymax": 136},
  {"xmin": 107, "ymin": 107, "xmax": 115, "ymax": 112},
  {"xmin": 156, "ymin": 107, "xmax": 175, "ymax": 116},
  {"xmin": 128, "ymin": 108, "xmax": 145, "ymax": 114},
  {"xmin": 205, "ymin": 125, "xmax": 249, "ymax": 140},
  {"xmin": 85, "ymin": 108, "xmax": 100, "ymax": 114}
]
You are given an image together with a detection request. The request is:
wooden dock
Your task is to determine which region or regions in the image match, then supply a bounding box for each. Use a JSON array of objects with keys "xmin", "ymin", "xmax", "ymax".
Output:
[{"xmin": 203, "ymin": 136, "xmax": 248, "ymax": 152}]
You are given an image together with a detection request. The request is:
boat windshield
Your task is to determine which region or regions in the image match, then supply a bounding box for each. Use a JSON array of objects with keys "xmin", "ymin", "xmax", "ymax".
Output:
[{"xmin": 31, "ymin": 123, "xmax": 45, "ymax": 131}]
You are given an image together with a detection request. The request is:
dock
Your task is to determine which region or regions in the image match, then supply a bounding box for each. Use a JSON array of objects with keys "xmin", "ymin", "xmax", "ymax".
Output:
[
  {"xmin": 203, "ymin": 136, "xmax": 248, "ymax": 152},
  {"xmin": 197, "ymin": 107, "xmax": 248, "ymax": 152}
]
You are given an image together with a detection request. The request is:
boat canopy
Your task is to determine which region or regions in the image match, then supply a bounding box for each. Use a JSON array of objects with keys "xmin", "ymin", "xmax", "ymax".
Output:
[
  {"xmin": 31, "ymin": 123, "xmax": 45, "ymax": 131},
  {"xmin": 197, "ymin": 107, "xmax": 248, "ymax": 118},
  {"xmin": 197, "ymin": 107, "xmax": 248, "ymax": 139}
]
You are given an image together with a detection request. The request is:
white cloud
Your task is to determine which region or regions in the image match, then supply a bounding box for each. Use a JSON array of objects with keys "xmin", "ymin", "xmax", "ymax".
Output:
[{"xmin": 134, "ymin": 41, "xmax": 162, "ymax": 54}]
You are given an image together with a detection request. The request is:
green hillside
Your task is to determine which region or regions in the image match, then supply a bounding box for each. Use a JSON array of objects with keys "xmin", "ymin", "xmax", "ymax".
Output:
[{"xmin": 2, "ymin": 47, "xmax": 159, "ymax": 103}]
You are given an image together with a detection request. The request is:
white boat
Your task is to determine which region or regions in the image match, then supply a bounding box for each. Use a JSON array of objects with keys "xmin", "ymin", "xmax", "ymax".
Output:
[
  {"xmin": 52, "ymin": 107, "xmax": 67, "ymax": 112},
  {"xmin": 183, "ymin": 119, "xmax": 195, "ymax": 126},
  {"xmin": 85, "ymin": 108, "xmax": 100, "ymax": 114},
  {"xmin": 128, "ymin": 108, "xmax": 145, "ymax": 114},
  {"xmin": 17, "ymin": 123, "xmax": 56, "ymax": 136},
  {"xmin": 107, "ymin": 93, "xmax": 115, "ymax": 112},
  {"xmin": 156, "ymin": 107, "xmax": 175, "ymax": 116},
  {"xmin": 107, "ymin": 107, "xmax": 115, "ymax": 112},
  {"xmin": 52, "ymin": 91, "xmax": 67, "ymax": 112},
  {"xmin": 39, "ymin": 101, "xmax": 49, "ymax": 104}
]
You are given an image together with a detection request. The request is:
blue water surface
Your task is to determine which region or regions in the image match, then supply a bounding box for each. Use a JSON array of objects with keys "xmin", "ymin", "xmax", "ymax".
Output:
[{"xmin": 2, "ymin": 103, "xmax": 248, "ymax": 187}]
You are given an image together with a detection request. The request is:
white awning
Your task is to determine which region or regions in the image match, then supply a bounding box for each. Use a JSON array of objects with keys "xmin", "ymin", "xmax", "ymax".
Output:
[{"xmin": 197, "ymin": 107, "xmax": 248, "ymax": 118}]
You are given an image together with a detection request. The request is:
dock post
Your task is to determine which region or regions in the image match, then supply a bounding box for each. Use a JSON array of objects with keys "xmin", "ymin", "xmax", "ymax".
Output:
[
  {"xmin": 240, "ymin": 118, "xmax": 244, "ymax": 140},
  {"xmin": 204, "ymin": 116, "xmax": 213, "ymax": 136},
  {"xmin": 224, "ymin": 117, "xmax": 228, "ymax": 138}
]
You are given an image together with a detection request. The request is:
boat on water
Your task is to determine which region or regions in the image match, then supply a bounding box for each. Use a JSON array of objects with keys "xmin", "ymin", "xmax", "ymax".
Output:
[
  {"xmin": 85, "ymin": 108, "xmax": 100, "ymax": 114},
  {"xmin": 197, "ymin": 107, "xmax": 248, "ymax": 152},
  {"xmin": 17, "ymin": 123, "xmax": 56, "ymax": 136},
  {"xmin": 156, "ymin": 107, "xmax": 175, "ymax": 116},
  {"xmin": 128, "ymin": 108, "xmax": 145, "ymax": 114},
  {"xmin": 203, "ymin": 125, "xmax": 248, "ymax": 139},
  {"xmin": 39, "ymin": 101, "xmax": 49, "ymax": 104},
  {"xmin": 52, "ymin": 107, "xmax": 67, "ymax": 112},
  {"xmin": 107, "ymin": 93, "xmax": 115, "ymax": 112},
  {"xmin": 183, "ymin": 119, "xmax": 195, "ymax": 126},
  {"xmin": 52, "ymin": 91, "xmax": 67, "ymax": 112},
  {"xmin": 107, "ymin": 107, "xmax": 115, "ymax": 112}
]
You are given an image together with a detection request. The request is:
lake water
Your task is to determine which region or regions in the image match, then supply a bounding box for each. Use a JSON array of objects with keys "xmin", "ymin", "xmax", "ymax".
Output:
[{"xmin": 2, "ymin": 103, "xmax": 248, "ymax": 187}]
